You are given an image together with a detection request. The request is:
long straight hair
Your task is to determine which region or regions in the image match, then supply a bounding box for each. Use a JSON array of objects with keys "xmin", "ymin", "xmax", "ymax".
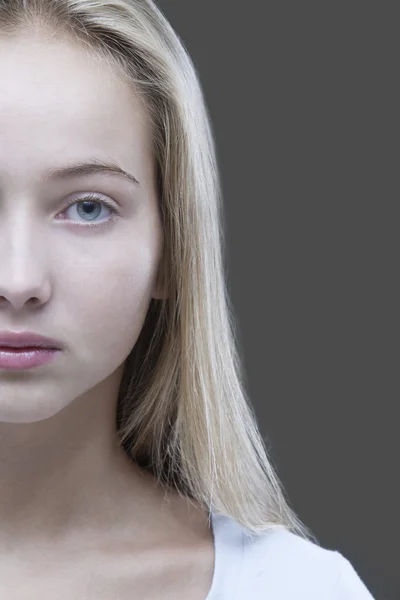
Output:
[{"xmin": 0, "ymin": 0, "xmax": 318, "ymax": 542}]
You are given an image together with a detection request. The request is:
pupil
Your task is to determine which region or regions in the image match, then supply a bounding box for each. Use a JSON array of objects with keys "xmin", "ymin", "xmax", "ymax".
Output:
[
  {"xmin": 77, "ymin": 201, "xmax": 101, "ymax": 221},
  {"xmin": 83, "ymin": 201, "xmax": 95, "ymax": 214}
]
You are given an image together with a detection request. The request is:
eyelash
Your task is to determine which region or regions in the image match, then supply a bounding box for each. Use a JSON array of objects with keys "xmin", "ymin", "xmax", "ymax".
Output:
[{"xmin": 61, "ymin": 193, "xmax": 121, "ymax": 230}]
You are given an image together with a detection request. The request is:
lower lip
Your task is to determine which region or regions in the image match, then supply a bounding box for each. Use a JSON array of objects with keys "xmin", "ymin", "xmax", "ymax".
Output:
[{"xmin": 0, "ymin": 347, "xmax": 60, "ymax": 370}]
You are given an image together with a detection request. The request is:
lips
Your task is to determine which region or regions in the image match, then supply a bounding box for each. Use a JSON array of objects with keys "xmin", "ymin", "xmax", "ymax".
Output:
[
  {"xmin": 0, "ymin": 331, "xmax": 62, "ymax": 350},
  {"xmin": 0, "ymin": 346, "xmax": 45, "ymax": 351},
  {"xmin": 0, "ymin": 346, "xmax": 60, "ymax": 369}
]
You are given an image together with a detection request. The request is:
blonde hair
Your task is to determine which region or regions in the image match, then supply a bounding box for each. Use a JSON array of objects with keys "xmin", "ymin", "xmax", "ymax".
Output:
[{"xmin": 0, "ymin": 0, "xmax": 317, "ymax": 542}]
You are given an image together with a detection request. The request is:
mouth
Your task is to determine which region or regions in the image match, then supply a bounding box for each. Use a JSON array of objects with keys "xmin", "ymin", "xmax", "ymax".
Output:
[
  {"xmin": 0, "ymin": 347, "xmax": 60, "ymax": 370},
  {"xmin": 0, "ymin": 346, "xmax": 56, "ymax": 352}
]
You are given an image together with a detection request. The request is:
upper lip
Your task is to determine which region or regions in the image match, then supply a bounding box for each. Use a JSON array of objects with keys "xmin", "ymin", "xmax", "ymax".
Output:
[{"xmin": 0, "ymin": 331, "xmax": 62, "ymax": 349}]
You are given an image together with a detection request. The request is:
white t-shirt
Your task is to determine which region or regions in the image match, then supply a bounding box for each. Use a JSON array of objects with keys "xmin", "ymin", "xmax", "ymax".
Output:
[{"xmin": 205, "ymin": 512, "xmax": 375, "ymax": 599}]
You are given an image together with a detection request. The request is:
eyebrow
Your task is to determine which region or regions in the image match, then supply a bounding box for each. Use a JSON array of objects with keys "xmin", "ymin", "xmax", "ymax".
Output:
[{"xmin": 41, "ymin": 159, "xmax": 140, "ymax": 187}]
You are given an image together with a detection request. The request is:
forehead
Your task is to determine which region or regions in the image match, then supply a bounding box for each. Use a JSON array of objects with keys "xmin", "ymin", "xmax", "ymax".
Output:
[{"xmin": 0, "ymin": 34, "xmax": 152, "ymax": 185}]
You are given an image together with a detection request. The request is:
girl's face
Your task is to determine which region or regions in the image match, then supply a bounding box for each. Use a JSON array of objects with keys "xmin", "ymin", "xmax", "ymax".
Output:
[{"xmin": 0, "ymin": 32, "xmax": 164, "ymax": 423}]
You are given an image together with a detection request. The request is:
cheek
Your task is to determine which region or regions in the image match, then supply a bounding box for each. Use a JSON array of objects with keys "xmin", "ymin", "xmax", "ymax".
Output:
[{"xmin": 60, "ymin": 242, "xmax": 159, "ymax": 368}]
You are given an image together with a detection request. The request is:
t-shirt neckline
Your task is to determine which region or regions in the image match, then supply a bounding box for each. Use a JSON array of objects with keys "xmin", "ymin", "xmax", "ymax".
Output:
[{"xmin": 205, "ymin": 512, "xmax": 246, "ymax": 600}]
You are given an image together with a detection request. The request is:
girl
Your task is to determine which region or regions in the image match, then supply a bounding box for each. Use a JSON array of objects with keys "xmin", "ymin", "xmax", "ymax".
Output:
[{"xmin": 0, "ymin": 1, "xmax": 375, "ymax": 598}]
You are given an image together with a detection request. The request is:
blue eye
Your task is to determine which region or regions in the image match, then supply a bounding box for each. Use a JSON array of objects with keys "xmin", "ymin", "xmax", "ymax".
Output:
[{"xmin": 61, "ymin": 193, "xmax": 120, "ymax": 228}]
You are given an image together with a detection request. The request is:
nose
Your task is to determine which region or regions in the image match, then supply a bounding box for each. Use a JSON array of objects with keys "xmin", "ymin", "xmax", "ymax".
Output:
[
  {"xmin": 0, "ymin": 286, "xmax": 49, "ymax": 312},
  {"xmin": 0, "ymin": 219, "xmax": 51, "ymax": 312}
]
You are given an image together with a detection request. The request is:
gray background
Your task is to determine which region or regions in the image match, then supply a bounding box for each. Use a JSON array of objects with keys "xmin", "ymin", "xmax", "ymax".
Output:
[{"xmin": 157, "ymin": 2, "xmax": 397, "ymax": 598}]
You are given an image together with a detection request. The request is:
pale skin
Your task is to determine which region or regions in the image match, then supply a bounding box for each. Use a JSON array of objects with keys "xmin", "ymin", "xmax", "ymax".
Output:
[{"xmin": 0, "ymin": 29, "xmax": 214, "ymax": 599}]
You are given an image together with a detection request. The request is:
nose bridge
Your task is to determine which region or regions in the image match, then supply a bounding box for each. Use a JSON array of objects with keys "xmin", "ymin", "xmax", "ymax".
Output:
[{"xmin": 0, "ymin": 207, "xmax": 49, "ymax": 307}]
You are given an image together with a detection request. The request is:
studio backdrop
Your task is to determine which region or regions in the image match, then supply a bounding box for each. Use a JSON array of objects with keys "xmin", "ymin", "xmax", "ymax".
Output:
[{"xmin": 157, "ymin": 2, "xmax": 397, "ymax": 599}]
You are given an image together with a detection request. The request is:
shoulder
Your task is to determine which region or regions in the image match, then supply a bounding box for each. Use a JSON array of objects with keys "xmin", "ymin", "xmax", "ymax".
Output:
[{"xmin": 237, "ymin": 525, "xmax": 375, "ymax": 599}]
